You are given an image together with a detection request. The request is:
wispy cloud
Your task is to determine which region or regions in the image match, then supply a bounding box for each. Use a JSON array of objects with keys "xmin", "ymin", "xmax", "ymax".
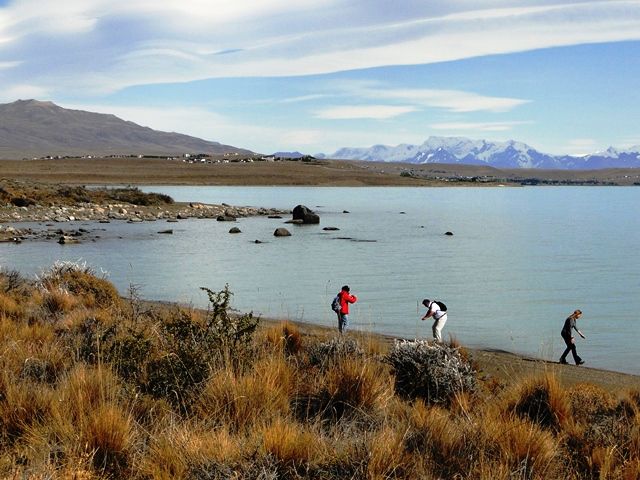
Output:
[
  {"xmin": 1, "ymin": 1, "xmax": 640, "ymax": 94},
  {"xmin": 430, "ymin": 121, "xmax": 531, "ymax": 132},
  {"xmin": 0, "ymin": 84, "xmax": 49, "ymax": 102},
  {"xmin": 560, "ymin": 138, "xmax": 600, "ymax": 156},
  {"xmin": 314, "ymin": 105, "xmax": 417, "ymax": 120},
  {"xmin": 364, "ymin": 88, "xmax": 529, "ymax": 113}
]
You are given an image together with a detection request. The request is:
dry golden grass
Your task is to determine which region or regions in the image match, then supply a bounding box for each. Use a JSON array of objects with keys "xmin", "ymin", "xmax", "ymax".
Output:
[
  {"xmin": 195, "ymin": 355, "xmax": 293, "ymax": 432},
  {"xmin": 261, "ymin": 418, "xmax": 325, "ymax": 471},
  {"xmin": 322, "ymin": 357, "xmax": 393, "ymax": 418},
  {"xmin": 0, "ymin": 267, "xmax": 638, "ymax": 479},
  {"xmin": 503, "ymin": 372, "xmax": 572, "ymax": 432}
]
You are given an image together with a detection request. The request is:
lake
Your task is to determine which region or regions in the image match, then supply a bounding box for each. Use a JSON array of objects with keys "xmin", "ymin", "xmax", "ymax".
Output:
[{"xmin": 1, "ymin": 186, "xmax": 638, "ymax": 374}]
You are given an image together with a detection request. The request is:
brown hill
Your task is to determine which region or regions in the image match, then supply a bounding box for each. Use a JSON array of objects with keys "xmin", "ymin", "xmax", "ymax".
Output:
[{"xmin": 0, "ymin": 99, "xmax": 253, "ymax": 158}]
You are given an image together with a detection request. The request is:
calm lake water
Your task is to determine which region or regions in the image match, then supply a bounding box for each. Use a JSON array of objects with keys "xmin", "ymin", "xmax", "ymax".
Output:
[{"xmin": 1, "ymin": 186, "xmax": 639, "ymax": 374}]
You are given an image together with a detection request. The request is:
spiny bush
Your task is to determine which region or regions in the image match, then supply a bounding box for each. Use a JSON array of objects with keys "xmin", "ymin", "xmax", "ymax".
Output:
[
  {"xmin": 0, "ymin": 268, "xmax": 26, "ymax": 294},
  {"xmin": 385, "ymin": 340, "xmax": 477, "ymax": 404},
  {"xmin": 200, "ymin": 285, "xmax": 259, "ymax": 353},
  {"xmin": 307, "ymin": 336, "xmax": 364, "ymax": 369}
]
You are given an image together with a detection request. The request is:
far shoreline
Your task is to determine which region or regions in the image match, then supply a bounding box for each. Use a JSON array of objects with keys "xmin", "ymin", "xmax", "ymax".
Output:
[{"xmin": 1, "ymin": 156, "xmax": 639, "ymax": 186}]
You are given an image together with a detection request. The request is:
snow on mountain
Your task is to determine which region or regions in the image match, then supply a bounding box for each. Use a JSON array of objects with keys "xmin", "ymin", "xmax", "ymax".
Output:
[{"xmin": 325, "ymin": 136, "xmax": 640, "ymax": 170}]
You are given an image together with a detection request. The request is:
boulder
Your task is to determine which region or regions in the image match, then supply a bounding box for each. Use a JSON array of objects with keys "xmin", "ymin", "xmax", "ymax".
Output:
[
  {"xmin": 445, "ymin": 231, "xmax": 454, "ymax": 236},
  {"xmin": 254, "ymin": 239, "xmax": 263, "ymax": 244},
  {"xmin": 323, "ymin": 227, "xmax": 340, "ymax": 231},
  {"xmin": 158, "ymin": 229, "xmax": 173, "ymax": 234},
  {"xmin": 292, "ymin": 205, "xmax": 320, "ymax": 224},
  {"xmin": 274, "ymin": 228, "xmax": 291, "ymax": 237},
  {"xmin": 217, "ymin": 215, "xmax": 236, "ymax": 222},
  {"xmin": 229, "ymin": 227, "xmax": 241, "ymax": 234},
  {"xmin": 58, "ymin": 235, "xmax": 80, "ymax": 245},
  {"xmin": 284, "ymin": 219, "xmax": 304, "ymax": 224}
]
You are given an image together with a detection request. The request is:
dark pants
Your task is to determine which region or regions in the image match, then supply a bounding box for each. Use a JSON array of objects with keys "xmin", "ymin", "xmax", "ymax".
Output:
[{"xmin": 560, "ymin": 333, "xmax": 582, "ymax": 364}]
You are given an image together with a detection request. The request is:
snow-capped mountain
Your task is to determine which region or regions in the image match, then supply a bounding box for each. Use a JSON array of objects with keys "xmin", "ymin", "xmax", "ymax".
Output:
[{"xmin": 320, "ymin": 136, "xmax": 640, "ymax": 170}]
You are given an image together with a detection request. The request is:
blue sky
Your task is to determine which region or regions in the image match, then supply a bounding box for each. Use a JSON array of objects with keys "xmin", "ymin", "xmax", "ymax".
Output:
[{"xmin": 1, "ymin": 0, "xmax": 639, "ymax": 155}]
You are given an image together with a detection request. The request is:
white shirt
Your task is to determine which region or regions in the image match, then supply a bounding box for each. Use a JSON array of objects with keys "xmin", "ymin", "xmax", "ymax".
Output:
[{"xmin": 428, "ymin": 302, "xmax": 447, "ymax": 320}]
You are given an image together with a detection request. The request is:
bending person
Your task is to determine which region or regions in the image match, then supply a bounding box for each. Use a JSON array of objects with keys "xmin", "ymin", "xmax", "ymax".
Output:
[{"xmin": 421, "ymin": 299, "xmax": 448, "ymax": 342}]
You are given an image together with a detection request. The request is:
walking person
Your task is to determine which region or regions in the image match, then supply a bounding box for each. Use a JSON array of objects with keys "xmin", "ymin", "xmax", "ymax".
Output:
[
  {"xmin": 334, "ymin": 285, "xmax": 357, "ymax": 334},
  {"xmin": 559, "ymin": 309, "xmax": 586, "ymax": 365},
  {"xmin": 421, "ymin": 299, "xmax": 448, "ymax": 342}
]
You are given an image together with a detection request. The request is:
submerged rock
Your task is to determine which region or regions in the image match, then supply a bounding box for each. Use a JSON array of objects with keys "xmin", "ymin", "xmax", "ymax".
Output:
[
  {"xmin": 274, "ymin": 228, "xmax": 291, "ymax": 237},
  {"xmin": 58, "ymin": 235, "xmax": 80, "ymax": 245}
]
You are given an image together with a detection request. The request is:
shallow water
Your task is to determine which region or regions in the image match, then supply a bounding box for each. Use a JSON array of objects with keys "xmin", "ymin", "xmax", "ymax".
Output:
[{"xmin": 1, "ymin": 186, "xmax": 638, "ymax": 374}]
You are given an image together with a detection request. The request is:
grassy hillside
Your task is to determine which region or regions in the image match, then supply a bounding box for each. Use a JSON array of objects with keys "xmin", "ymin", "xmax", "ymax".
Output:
[{"xmin": 0, "ymin": 264, "xmax": 638, "ymax": 479}]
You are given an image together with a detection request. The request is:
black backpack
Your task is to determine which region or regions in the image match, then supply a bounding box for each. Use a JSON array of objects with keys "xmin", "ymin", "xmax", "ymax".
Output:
[
  {"xmin": 331, "ymin": 294, "xmax": 341, "ymax": 313},
  {"xmin": 433, "ymin": 300, "xmax": 447, "ymax": 312}
]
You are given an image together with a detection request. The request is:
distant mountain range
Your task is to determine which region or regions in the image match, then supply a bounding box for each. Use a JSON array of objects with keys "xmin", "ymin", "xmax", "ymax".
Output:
[
  {"xmin": 0, "ymin": 100, "xmax": 252, "ymax": 159},
  {"xmin": 318, "ymin": 137, "xmax": 640, "ymax": 170}
]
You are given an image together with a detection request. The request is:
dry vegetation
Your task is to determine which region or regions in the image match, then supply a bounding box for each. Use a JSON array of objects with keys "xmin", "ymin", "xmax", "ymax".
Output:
[
  {"xmin": 0, "ymin": 178, "xmax": 173, "ymax": 207},
  {"xmin": 0, "ymin": 265, "xmax": 639, "ymax": 479}
]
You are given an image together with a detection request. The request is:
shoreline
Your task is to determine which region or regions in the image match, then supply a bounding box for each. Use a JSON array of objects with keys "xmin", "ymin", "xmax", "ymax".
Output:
[
  {"xmin": 272, "ymin": 317, "xmax": 640, "ymax": 391},
  {"xmin": 144, "ymin": 298, "xmax": 640, "ymax": 392}
]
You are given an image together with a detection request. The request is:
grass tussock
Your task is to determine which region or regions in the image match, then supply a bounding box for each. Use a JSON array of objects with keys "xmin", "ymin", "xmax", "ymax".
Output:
[{"xmin": 0, "ymin": 264, "xmax": 637, "ymax": 479}]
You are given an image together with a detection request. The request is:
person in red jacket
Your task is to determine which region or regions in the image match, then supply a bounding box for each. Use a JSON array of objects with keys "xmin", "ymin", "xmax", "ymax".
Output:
[{"xmin": 337, "ymin": 285, "xmax": 357, "ymax": 334}]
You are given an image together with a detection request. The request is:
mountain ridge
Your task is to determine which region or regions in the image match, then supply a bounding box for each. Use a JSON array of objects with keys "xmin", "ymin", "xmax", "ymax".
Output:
[
  {"xmin": 0, "ymin": 99, "xmax": 252, "ymax": 159},
  {"xmin": 319, "ymin": 136, "xmax": 640, "ymax": 170}
]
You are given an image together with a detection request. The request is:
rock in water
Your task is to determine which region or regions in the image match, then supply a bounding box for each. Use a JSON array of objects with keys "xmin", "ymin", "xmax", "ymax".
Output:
[
  {"xmin": 58, "ymin": 235, "xmax": 80, "ymax": 244},
  {"xmin": 274, "ymin": 228, "xmax": 291, "ymax": 237},
  {"xmin": 292, "ymin": 205, "xmax": 320, "ymax": 224},
  {"xmin": 445, "ymin": 231, "xmax": 454, "ymax": 236},
  {"xmin": 229, "ymin": 227, "xmax": 241, "ymax": 234}
]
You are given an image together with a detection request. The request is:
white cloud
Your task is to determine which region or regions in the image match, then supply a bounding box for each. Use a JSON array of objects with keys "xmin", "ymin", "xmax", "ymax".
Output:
[
  {"xmin": 0, "ymin": 84, "xmax": 49, "ymax": 102},
  {"xmin": 1, "ymin": 1, "xmax": 640, "ymax": 94},
  {"xmin": 64, "ymin": 103, "xmax": 229, "ymax": 140},
  {"xmin": 559, "ymin": 138, "xmax": 600, "ymax": 155},
  {"xmin": 364, "ymin": 88, "xmax": 529, "ymax": 113},
  {"xmin": 0, "ymin": 61, "xmax": 20, "ymax": 69},
  {"xmin": 314, "ymin": 105, "xmax": 417, "ymax": 120},
  {"xmin": 430, "ymin": 121, "xmax": 530, "ymax": 132}
]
